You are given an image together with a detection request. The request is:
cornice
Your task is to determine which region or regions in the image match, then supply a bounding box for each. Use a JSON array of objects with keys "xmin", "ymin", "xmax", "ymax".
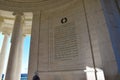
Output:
[
  {"xmin": 0, "ymin": 0, "xmax": 72, "ymax": 12},
  {"xmin": 5, "ymin": 0, "xmax": 48, "ymax": 3},
  {"xmin": 0, "ymin": 25, "xmax": 31, "ymax": 35}
]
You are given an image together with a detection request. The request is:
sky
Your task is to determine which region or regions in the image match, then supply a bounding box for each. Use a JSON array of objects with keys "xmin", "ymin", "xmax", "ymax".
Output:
[
  {"xmin": 22, "ymin": 35, "xmax": 30, "ymax": 73},
  {"xmin": 0, "ymin": 33, "xmax": 30, "ymax": 74},
  {"xmin": 0, "ymin": 33, "xmax": 3, "ymax": 52}
]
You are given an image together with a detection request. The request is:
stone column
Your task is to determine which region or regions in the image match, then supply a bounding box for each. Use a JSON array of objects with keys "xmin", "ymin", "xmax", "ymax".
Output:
[
  {"xmin": 5, "ymin": 12, "xmax": 24, "ymax": 80},
  {"xmin": 16, "ymin": 35, "xmax": 25, "ymax": 80},
  {"xmin": 28, "ymin": 11, "xmax": 41, "ymax": 80},
  {"xmin": 0, "ymin": 33, "xmax": 9, "ymax": 79}
]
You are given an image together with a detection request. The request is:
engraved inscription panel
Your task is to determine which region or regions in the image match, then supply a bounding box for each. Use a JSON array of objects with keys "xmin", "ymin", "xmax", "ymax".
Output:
[
  {"xmin": 54, "ymin": 23, "xmax": 78, "ymax": 61},
  {"xmin": 48, "ymin": 22, "xmax": 93, "ymax": 71}
]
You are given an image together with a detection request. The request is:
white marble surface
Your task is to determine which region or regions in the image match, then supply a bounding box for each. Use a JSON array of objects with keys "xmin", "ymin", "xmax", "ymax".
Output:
[{"xmin": 28, "ymin": 0, "xmax": 119, "ymax": 80}]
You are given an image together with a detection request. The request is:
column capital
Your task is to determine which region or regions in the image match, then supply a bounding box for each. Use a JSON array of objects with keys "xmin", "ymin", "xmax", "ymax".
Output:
[
  {"xmin": 2, "ymin": 32, "xmax": 10, "ymax": 36},
  {"xmin": 13, "ymin": 12, "xmax": 24, "ymax": 16},
  {"xmin": 33, "ymin": 11, "xmax": 41, "ymax": 15},
  {"xmin": 32, "ymin": 11, "xmax": 41, "ymax": 17},
  {"xmin": 22, "ymin": 34, "xmax": 26, "ymax": 37}
]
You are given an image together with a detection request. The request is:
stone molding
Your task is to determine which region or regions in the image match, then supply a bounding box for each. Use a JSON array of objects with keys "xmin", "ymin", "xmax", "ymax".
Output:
[
  {"xmin": 13, "ymin": 12, "xmax": 24, "ymax": 16},
  {"xmin": 0, "ymin": 0, "xmax": 74, "ymax": 12}
]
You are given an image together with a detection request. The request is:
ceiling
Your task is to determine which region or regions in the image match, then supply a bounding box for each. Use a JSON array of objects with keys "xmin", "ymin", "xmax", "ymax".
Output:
[
  {"xmin": 7, "ymin": 0, "xmax": 47, "ymax": 3},
  {"xmin": 0, "ymin": 0, "xmax": 75, "ymax": 34},
  {"xmin": 0, "ymin": 10, "xmax": 32, "ymax": 35},
  {"xmin": 0, "ymin": 0, "xmax": 72, "ymax": 11}
]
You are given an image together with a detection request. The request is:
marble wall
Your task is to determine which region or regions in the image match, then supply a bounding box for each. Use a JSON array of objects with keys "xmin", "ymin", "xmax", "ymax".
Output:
[{"xmin": 28, "ymin": 0, "xmax": 119, "ymax": 80}]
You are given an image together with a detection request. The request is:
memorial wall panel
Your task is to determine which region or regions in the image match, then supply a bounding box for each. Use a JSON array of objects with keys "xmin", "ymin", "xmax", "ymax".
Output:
[
  {"xmin": 37, "ymin": 1, "xmax": 94, "ymax": 80},
  {"xmin": 38, "ymin": 4, "xmax": 93, "ymax": 72},
  {"xmin": 28, "ymin": 0, "xmax": 119, "ymax": 80}
]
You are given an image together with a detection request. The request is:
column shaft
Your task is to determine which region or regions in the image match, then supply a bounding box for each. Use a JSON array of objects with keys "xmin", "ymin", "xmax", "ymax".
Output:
[
  {"xmin": 0, "ymin": 33, "xmax": 9, "ymax": 79},
  {"xmin": 28, "ymin": 11, "xmax": 41, "ymax": 80},
  {"xmin": 5, "ymin": 12, "xmax": 24, "ymax": 80},
  {"xmin": 16, "ymin": 35, "xmax": 25, "ymax": 80}
]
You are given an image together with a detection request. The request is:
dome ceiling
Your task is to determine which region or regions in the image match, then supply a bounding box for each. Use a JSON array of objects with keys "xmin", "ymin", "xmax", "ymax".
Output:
[
  {"xmin": 0, "ymin": 0, "xmax": 76, "ymax": 35},
  {"xmin": 0, "ymin": 0, "xmax": 72, "ymax": 11}
]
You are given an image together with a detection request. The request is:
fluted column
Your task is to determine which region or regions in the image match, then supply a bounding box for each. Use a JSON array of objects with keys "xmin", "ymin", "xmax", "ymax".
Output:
[
  {"xmin": 5, "ymin": 12, "xmax": 24, "ymax": 80},
  {"xmin": 0, "ymin": 33, "xmax": 9, "ymax": 79}
]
